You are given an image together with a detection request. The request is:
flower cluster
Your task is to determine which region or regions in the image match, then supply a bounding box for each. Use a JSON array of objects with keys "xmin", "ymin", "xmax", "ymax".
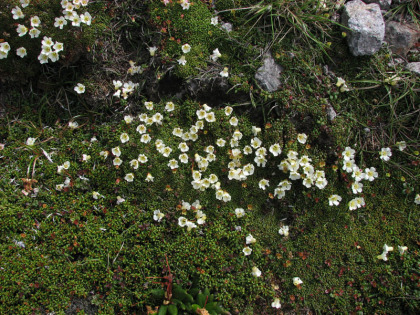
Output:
[
  {"xmin": 113, "ymin": 80, "xmax": 139, "ymax": 99},
  {"xmin": 341, "ymin": 146, "xmax": 380, "ymax": 210},
  {"xmin": 3, "ymin": 0, "xmax": 92, "ymax": 63},
  {"xmin": 377, "ymin": 244, "xmax": 408, "ymax": 261},
  {"xmin": 177, "ymin": 200, "xmax": 206, "ymax": 231}
]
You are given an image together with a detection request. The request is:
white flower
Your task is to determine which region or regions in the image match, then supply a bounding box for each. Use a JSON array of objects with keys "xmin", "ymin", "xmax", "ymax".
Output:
[
  {"xmin": 116, "ymin": 196, "xmax": 125, "ymax": 204},
  {"xmin": 62, "ymin": 161, "xmax": 70, "ymax": 169},
  {"xmin": 99, "ymin": 151, "xmax": 109, "ymax": 160},
  {"xmin": 165, "ymin": 101, "xmax": 175, "ymax": 112},
  {"xmin": 178, "ymin": 142, "xmax": 189, "ymax": 152},
  {"xmin": 351, "ymin": 181, "xmax": 363, "ymax": 194},
  {"xmin": 30, "ymin": 16, "xmax": 41, "ymax": 27},
  {"xmin": 17, "ymin": 24, "xmax": 28, "ymax": 37},
  {"xmin": 364, "ymin": 167, "xmax": 378, "ymax": 181},
  {"xmin": 269, "ymin": 143, "xmax": 281, "ymax": 156},
  {"xmin": 125, "ymin": 173, "xmax": 134, "ymax": 182},
  {"xmin": 220, "ymin": 67, "xmax": 229, "ymax": 77},
  {"xmin": 56, "ymin": 184, "xmax": 64, "ymax": 191},
  {"xmin": 140, "ymin": 134, "xmax": 151, "ymax": 143},
  {"xmin": 342, "ymin": 147, "xmax": 355, "ymax": 161},
  {"xmin": 398, "ymin": 246, "xmax": 408, "ymax": 255},
  {"xmin": 186, "ymin": 221, "xmax": 197, "ymax": 231},
  {"xmin": 145, "ymin": 173, "xmax": 154, "ymax": 182},
  {"xmin": 120, "ymin": 133, "xmax": 129, "ymax": 143},
  {"xmin": 82, "ymin": 154, "xmax": 91, "ymax": 162},
  {"xmin": 258, "ymin": 179, "xmax": 269, "ymax": 190},
  {"xmin": 71, "ymin": 14, "xmax": 81, "ymax": 27},
  {"xmin": 229, "ymin": 116, "xmax": 238, "ymax": 126},
  {"xmin": 328, "ymin": 194, "xmax": 342, "ymax": 206},
  {"xmin": 74, "ymin": 83, "xmax": 85, "ymax": 94},
  {"xmin": 0, "ymin": 42, "xmax": 11, "ymax": 54},
  {"xmin": 211, "ymin": 16, "xmax": 218, "ymax": 26},
  {"xmin": 379, "ymin": 147, "xmax": 392, "ymax": 161},
  {"xmin": 355, "ymin": 197, "xmax": 365, "ymax": 208},
  {"xmin": 271, "ymin": 298, "xmax": 281, "ymax": 309},
  {"xmin": 377, "ymin": 251, "xmax": 388, "ymax": 261},
  {"xmin": 124, "ymin": 115, "xmax": 133, "ymax": 124},
  {"xmin": 342, "ymin": 159, "xmax": 355, "ymax": 173},
  {"xmin": 211, "ymin": 48, "xmax": 222, "ymax": 61},
  {"xmin": 48, "ymin": 51, "xmax": 59, "ymax": 62},
  {"xmin": 251, "ymin": 266, "xmax": 261, "ymax": 277},
  {"xmin": 149, "ymin": 46, "xmax": 158, "ymax": 56},
  {"xmin": 180, "ymin": 0, "xmax": 190, "ymax": 10},
  {"xmin": 252, "ymin": 126, "xmax": 261, "ymax": 136},
  {"xmin": 162, "ymin": 146, "xmax": 172, "ymax": 157},
  {"xmin": 243, "ymin": 246, "xmax": 252, "ymax": 256},
  {"xmin": 415, "ymin": 194, "xmax": 420, "ymax": 205},
  {"xmin": 179, "ymin": 153, "xmax": 189, "ymax": 164},
  {"xmin": 177, "ymin": 55, "xmax": 187, "ymax": 66},
  {"xmin": 80, "ymin": 12, "xmax": 92, "ymax": 25},
  {"xmin": 383, "ymin": 244, "xmax": 394, "ymax": 253},
  {"xmin": 178, "ymin": 216, "xmax": 188, "ymax": 227},
  {"xmin": 293, "ymin": 277, "xmax": 303, "ymax": 286},
  {"xmin": 348, "ymin": 198, "xmax": 358, "ymax": 211},
  {"xmin": 246, "ymin": 234, "xmax": 256, "ymax": 245},
  {"xmin": 250, "ymin": 137, "xmax": 262, "ymax": 149},
  {"xmin": 92, "ymin": 191, "xmax": 101, "ymax": 200},
  {"xmin": 297, "ymin": 133, "xmax": 307, "ymax": 144},
  {"xmin": 235, "ymin": 208, "xmax": 245, "ymax": 218},
  {"xmin": 181, "ymin": 43, "xmax": 191, "ymax": 54},
  {"xmin": 144, "ymin": 101, "xmax": 154, "ymax": 110},
  {"xmin": 54, "ymin": 16, "xmax": 68, "ymax": 29},
  {"xmin": 153, "ymin": 210, "xmax": 165, "ymax": 222},
  {"xmin": 113, "ymin": 157, "xmax": 122, "ymax": 166},
  {"xmin": 20, "ymin": 0, "xmax": 30, "ymax": 8},
  {"xmin": 396, "ymin": 141, "xmax": 406, "ymax": 151},
  {"xmin": 130, "ymin": 159, "xmax": 139, "ymax": 170},
  {"xmin": 112, "ymin": 147, "xmax": 121, "ymax": 157},
  {"xmin": 12, "ymin": 6, "xmax": 25, "ymax": 20},
  {"xmin": 26, "ymin": 137, "xmax": 36, "ymax": 146},
  {"xmin": 168, "ymin": 159, "xmax": 179, "ymax": 169},
  {"xmin": 138, "ymin": 154, "xmax": 148, "ymax": 164},
  {"xmin": 279, "ymin": 226, "xmax": 289, "ymax": 237},
  {"xmin": 216, "ymin": 138, "xmax": 226, "ymax": 147}
]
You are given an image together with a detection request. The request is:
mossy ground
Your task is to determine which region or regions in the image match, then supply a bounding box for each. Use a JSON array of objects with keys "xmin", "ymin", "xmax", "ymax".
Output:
[{"xmin": 0, "ymin": 0, "xmax": 419, "ymax": 314}]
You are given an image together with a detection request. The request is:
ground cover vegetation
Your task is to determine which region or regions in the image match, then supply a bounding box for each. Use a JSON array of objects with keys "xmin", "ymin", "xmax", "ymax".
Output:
[{"xmin": 0, "ymin": 0, "xmax": 419, "ymax": 314}]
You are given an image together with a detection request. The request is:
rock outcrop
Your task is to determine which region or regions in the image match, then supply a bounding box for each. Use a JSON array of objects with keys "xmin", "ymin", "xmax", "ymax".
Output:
[{"xmin": 342, "ymin": 0, "xmax": 385, "ymax": 56}]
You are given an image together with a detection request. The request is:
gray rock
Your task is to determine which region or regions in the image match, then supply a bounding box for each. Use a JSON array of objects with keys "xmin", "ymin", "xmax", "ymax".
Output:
[
  {"xmin": 364, "ymin": 0, "xmax": 392, "ymax": 10},
  {"xmin": 342, "ymin": 0, "xmax": 385, "ymax": 56},
  {"xmin": 326, "ymin": 104, "xmax": 337, "ymax": 122},
  {"xmin": 255, "ymin": 52, "xmax": 283, "ymax": 92},
  {"xmin": 385, "ymin": 21, "xmax": 420, "ymax": 55},
  {"xmin": 406, "ymin": 62, "xmax": 420, "ymax": 75}
]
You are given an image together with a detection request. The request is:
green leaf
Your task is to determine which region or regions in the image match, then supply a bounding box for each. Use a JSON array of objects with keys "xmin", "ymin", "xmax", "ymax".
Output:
[
  {"xmin": 171, "ymin": 299, "xmax": 186, "ymax": 310},
  {"xmin": 205, "ymin": 302, "xmax": 223, "ymax": 313},
  {"xmin": 151, "ymin": 289, "xmax": 165, "ymax": 300},
  {"xmin": 173, "ymin": 286, "xmax": 193, "ymax": 303},
  {"xmin": 158, "ymin": 305, "xmax": 168, "ymax": 315},
  {"xmin": 197, "ymin": 293, "xmax": 206, "ymax": 308},
  {"xmin": 168, "ymin": 304, "xmax": 178, "ymax": 315}
]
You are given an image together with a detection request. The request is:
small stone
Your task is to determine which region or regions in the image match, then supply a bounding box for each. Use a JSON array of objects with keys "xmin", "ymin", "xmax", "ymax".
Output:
[
  {"xmin": 255, "ymin": 52, "xmax": 283, "ymax": 92},
  {"xmin": 342, "ymin": 0, "xmax": 385, "ymax": 56},
  {"xmin": 326, "ymin": 105, "xmax": 337, "ymax": 122},
  {"xmin": 385, "ymin": 21, "xmax": 420, "ymax": 55},
  {"xmin": 405, "ymin": 62, "xmax": 420, "ymax": 75}
]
